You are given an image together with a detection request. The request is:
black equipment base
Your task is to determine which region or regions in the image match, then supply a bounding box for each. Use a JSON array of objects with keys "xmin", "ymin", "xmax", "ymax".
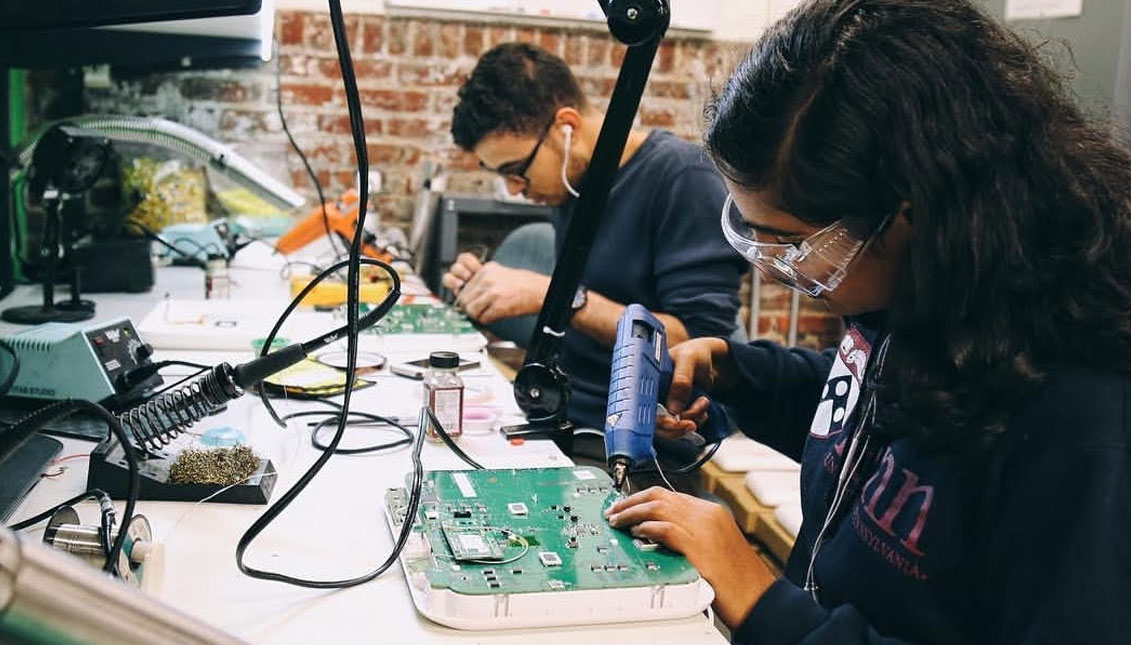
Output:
[
  {"xmin": 72, "ymin": 238, "xmax": 155, "ymax": 293},
  {"xmin": 1, "ymin": 300, "xmax": 96, "ymax": 324}
]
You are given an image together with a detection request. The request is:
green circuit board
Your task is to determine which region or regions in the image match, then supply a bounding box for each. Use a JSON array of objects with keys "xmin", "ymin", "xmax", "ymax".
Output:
[
  {"xmin": 369, "ymin": 303, "xmax": 478, "ymax": 335},
  {"xmin": 385, "ymin": 467, "xmax": 700, "ymax": 596}
]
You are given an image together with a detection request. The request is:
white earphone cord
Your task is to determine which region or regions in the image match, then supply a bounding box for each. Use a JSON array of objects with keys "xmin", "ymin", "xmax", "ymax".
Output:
[{"xmin": 562, "ymin": 125, "xmax": 581, "ymax": 198}]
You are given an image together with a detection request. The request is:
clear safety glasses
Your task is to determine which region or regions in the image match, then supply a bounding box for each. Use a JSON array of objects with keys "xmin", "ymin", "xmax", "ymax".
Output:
[{"xmin": 720, "ymin": 194, "xmax": 878, "ymax": 298}]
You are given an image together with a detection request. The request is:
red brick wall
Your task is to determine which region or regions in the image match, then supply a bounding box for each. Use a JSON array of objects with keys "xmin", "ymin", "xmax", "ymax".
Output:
[{"xmin": 76, "ymin": 10, "xmax": 842, "ymax": 348}]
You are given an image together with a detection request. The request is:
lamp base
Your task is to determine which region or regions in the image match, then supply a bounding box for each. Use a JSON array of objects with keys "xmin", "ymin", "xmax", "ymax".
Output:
[{"xmin": 2, "ymin": 300, "xmax": 95, "ymax": 324}]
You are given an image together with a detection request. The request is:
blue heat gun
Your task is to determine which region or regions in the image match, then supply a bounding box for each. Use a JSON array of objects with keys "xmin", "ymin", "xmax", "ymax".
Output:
[{"xmin": 603, "ymin": 304, "xmax": 727, "ymax": 490}]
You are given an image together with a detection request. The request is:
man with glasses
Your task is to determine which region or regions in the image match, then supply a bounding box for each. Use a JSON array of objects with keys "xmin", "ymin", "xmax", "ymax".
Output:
[{"xmin": 442, "ymin": 42, "xmax": 747, "ymax": 438}]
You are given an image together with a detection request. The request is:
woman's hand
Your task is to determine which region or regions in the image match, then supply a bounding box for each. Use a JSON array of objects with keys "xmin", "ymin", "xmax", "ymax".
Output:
[
  {"xmin": 656, "ymin": 337, "xmax": 738, "ymax": 440},
  {"xmin": 605, "ymin": 486, "xmax": 778, "ymax": 629}
]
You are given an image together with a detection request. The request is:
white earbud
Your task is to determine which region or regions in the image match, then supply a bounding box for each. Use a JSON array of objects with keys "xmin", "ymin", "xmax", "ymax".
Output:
[{"xmin": 561, "ymin": 125, "xmax": 581, "ymax": 198}]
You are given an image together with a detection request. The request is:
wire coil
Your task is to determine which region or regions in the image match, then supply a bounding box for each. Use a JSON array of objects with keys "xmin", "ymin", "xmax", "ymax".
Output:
[{"xmin": 118, "ymin": 365, "xmax": 241, "ymax": 451}]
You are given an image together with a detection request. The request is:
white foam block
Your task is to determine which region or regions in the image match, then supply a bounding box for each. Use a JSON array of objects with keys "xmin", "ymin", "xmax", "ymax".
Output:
[
  {"xmin": 743, "ymin": 470, "xmax": 801, "ymax": 508},
  {"xmin": 712, "ymin": 434, "xmax": 800, "ymax": 473},
  {"xmin": 773, "ymin": 503, "xmax": 804, "ymax": 539}
]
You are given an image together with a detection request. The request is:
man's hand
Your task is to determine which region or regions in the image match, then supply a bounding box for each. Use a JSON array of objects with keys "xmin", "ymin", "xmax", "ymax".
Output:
[
  {"xmin": 605, "ymin": 487, "xmax": 778, "ymax": 629},
  {"xmin": 656, "ymin": 337, "xmax": 737, "ymax": 440},
  {"xmin": 453, "ymin": 261, "xmax": 550, "ymax": 324},
  {"xmin": 441, "ymin": 252, "xmax": 484, "ymax": 295}
]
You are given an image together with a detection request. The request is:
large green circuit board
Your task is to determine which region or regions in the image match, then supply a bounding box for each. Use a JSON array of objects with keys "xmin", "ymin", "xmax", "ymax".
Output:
[
  {"xmin": 370, "ymin": 303, "xmax": 478, "ymax": 335},
  {"xmin": 385, "ymin": 467, "xmax": 700, "ymax": 596}
]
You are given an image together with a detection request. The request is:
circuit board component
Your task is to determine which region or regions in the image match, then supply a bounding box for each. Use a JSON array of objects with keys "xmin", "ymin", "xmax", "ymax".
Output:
[{"xmin": 385, "ymin": 467, "xmax": 701, "ymax": 596}]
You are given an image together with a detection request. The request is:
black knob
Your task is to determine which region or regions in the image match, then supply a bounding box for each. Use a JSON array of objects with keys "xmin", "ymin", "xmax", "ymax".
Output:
[{"xmin": 135, "ymin": 343, "xmax": 154, "ymax": 364}]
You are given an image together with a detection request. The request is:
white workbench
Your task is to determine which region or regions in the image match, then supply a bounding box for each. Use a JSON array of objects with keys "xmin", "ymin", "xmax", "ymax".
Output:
[{"xmin": 0, "ymin": 249, "xmax": 727, "ymax": 644}]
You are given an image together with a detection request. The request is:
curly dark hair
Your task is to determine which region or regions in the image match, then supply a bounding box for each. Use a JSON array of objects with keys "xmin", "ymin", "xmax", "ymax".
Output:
[
  {"xmin": 706, "ymin": 0, "xmax": 1131, "ymax": 449},
  {"xmin": 451, "ymin": 43, "xmax": 587, "ymax": 151}
]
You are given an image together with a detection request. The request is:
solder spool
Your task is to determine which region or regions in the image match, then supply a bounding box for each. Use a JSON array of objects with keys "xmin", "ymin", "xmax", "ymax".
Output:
[{"xmin": 43, "ymin": 506, "xmax": 154, "ymax": 584}]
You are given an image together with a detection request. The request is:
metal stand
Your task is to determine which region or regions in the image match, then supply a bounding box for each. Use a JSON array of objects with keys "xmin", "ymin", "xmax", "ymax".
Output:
[
  {"xmin": 506, "ymin": 0, "xmax": 671, "ymax": 446},
  {"xmin": 2, "ymin": 194, "xmax": 94, "ymax": 323}
]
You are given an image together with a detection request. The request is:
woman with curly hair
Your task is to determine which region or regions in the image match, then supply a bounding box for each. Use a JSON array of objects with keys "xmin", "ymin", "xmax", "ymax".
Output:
[{"xmin": 606, "ymin": 0, "xmax": 1131, "ymax": 642}]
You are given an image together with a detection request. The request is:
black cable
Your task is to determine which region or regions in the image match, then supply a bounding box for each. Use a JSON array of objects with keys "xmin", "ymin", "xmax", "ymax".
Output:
[
  {"xmin": 254, "ymin": 256, "xmax": 400, "ymax": 428},
  {"xmin": 1, "ymin": 401, "xmax": 139, "ymax": 576},
  {"xmin": 0, "ymin": 339, "xmax": 18, "ymax": 398},
  {"xmin": 9, "ymin": 489, "xmax": 111, "ymax": 531},
  {"xmin": 155, "ymin": 359, "xmax": 212, "ymax": 371},
  {"xmin": 169, "ymin": 236, "xmax": 225, "ymax": 259},
  {"xmin": 279, "ymin": 260, "xmax": 327, "ymax": 280},
  {"xmin": 127, "ymin": 223, "xmax": 207, "ymax": 269},
  {"xmin": 9, "ymin": 488, "xmax": 115, "ymax": 561},
  {"xmin": 96, "ymin": 493, "xmax": 116, "ymax": 562},
  {"xmin": 277, "ymin": 400, "xmax": 414, "ymax": 454},
  {"xmin": 236, "ymin": 2, "xmax": 415, "ymax": 588},
  {"xmin": 310, "ymin": 412, "xmax": 413, "ymax": 455},
  {"xmin": 629, "ymin": 439, "xmax": 723, "ymax": 477},
  {"xmin": 118, "ymin": 359, "xmax": 212, "ymax": 392},
  {"xmin": 274, "ymin": 38, "xmax": 344, "ymax": 260},
  {"xmin": 424, "ymin": 406, "xmax": 484, "ymax": 470},
  {"xmin": 145, "ymin": 366, "xmax": 210, "ymax": 400}
]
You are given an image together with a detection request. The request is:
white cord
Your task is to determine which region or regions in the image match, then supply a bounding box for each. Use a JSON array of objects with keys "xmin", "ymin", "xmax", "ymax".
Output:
[
  {"xmin": 654, "ymin": 457, "xmax": 676, "ymax": 492},
  {"xmin": 162, "ymin": 470, "xmax": 280, "ymax": 545},
  {"xmin": 803, "ymin": 433, "xmax": 868, "ymax": 599},
  {"xmin": 561, "ymin": 125, "xmax": 581, "ymax": 198},
  {"xmin": 803, "ymin": 333, "xmax": 893, "ymax": 599}
]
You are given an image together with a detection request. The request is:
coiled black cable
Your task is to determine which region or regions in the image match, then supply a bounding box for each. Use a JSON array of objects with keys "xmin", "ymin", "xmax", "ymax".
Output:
[
  {"xmin": 234, "ymin": 0, "xmax": 421, "ymax": 589},
  {"xmin": 279, "ymin": 401, "xmax": 414, "ymax": 455},
  {"xmin": 310, "ymin": 412, "xmax": 413, "ymax": 455}
]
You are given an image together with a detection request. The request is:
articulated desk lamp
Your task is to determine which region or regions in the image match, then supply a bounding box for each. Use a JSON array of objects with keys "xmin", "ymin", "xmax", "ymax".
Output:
[
  {"xmin": 3, "ymin": 115, "xmax": 306, "ymax": 323},
  {"xmin": 14, "ymin": 115, "xmax": 305, "ymax": 214},
  {"xmin": 507, "ymin": 0, "xmax": 671, "ymax": 450},
  {"xmin": 1, "ymin": 124, "xmax": 110, "ymax": 324}
]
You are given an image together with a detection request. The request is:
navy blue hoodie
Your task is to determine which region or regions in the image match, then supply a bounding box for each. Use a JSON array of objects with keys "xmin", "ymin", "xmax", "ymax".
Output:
[
  {"xmin": 554, "ymin": 130, "xmax": 747, "ymax": 430},
  {"xmin": 722, "ymin": 316, "xmax": 1131, "ymax": 644}
]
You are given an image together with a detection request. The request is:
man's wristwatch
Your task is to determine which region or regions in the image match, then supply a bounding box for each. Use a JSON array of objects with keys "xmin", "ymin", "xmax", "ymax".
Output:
[{"xmin": 570, "ymin": 286, "xmax": 588, "ymax": 318}]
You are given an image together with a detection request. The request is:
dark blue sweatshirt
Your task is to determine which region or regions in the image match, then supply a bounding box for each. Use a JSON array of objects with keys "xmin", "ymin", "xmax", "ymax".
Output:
[
  {"xmin": 554, "ymin": 130, "xmax": 747, "ymax": 430},
  {"xmin": 723, "ymin": 316, "xmax": 1131, "ymax": 644}
]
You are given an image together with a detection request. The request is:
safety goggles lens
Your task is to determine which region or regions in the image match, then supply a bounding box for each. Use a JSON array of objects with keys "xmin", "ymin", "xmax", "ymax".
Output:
[{"xmin": 720, "ymin": 194, "xmax": 867, "ymax": 297}]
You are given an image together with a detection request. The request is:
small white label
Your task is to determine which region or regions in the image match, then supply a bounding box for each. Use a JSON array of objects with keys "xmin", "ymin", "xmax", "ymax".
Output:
[
  {"xmin": 104, "ymin": 359, "xmax": 121, "ymax": 372},
  {"xmin": 428, "ymin": 386, "xmax": 463, "ymax": 438},
  {"xmin": 573, "ymin": 469, "xmax": 597, "ymax": 481},
  {"xmin": 453, "ymin": 472, "xmax": 477, "ymax": 498}
]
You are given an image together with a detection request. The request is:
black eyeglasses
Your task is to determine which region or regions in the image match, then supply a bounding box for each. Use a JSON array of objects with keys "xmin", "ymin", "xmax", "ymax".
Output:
[{"xmin": 479, "ymin": 120, "xmax": 555, "ymax": 185}]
